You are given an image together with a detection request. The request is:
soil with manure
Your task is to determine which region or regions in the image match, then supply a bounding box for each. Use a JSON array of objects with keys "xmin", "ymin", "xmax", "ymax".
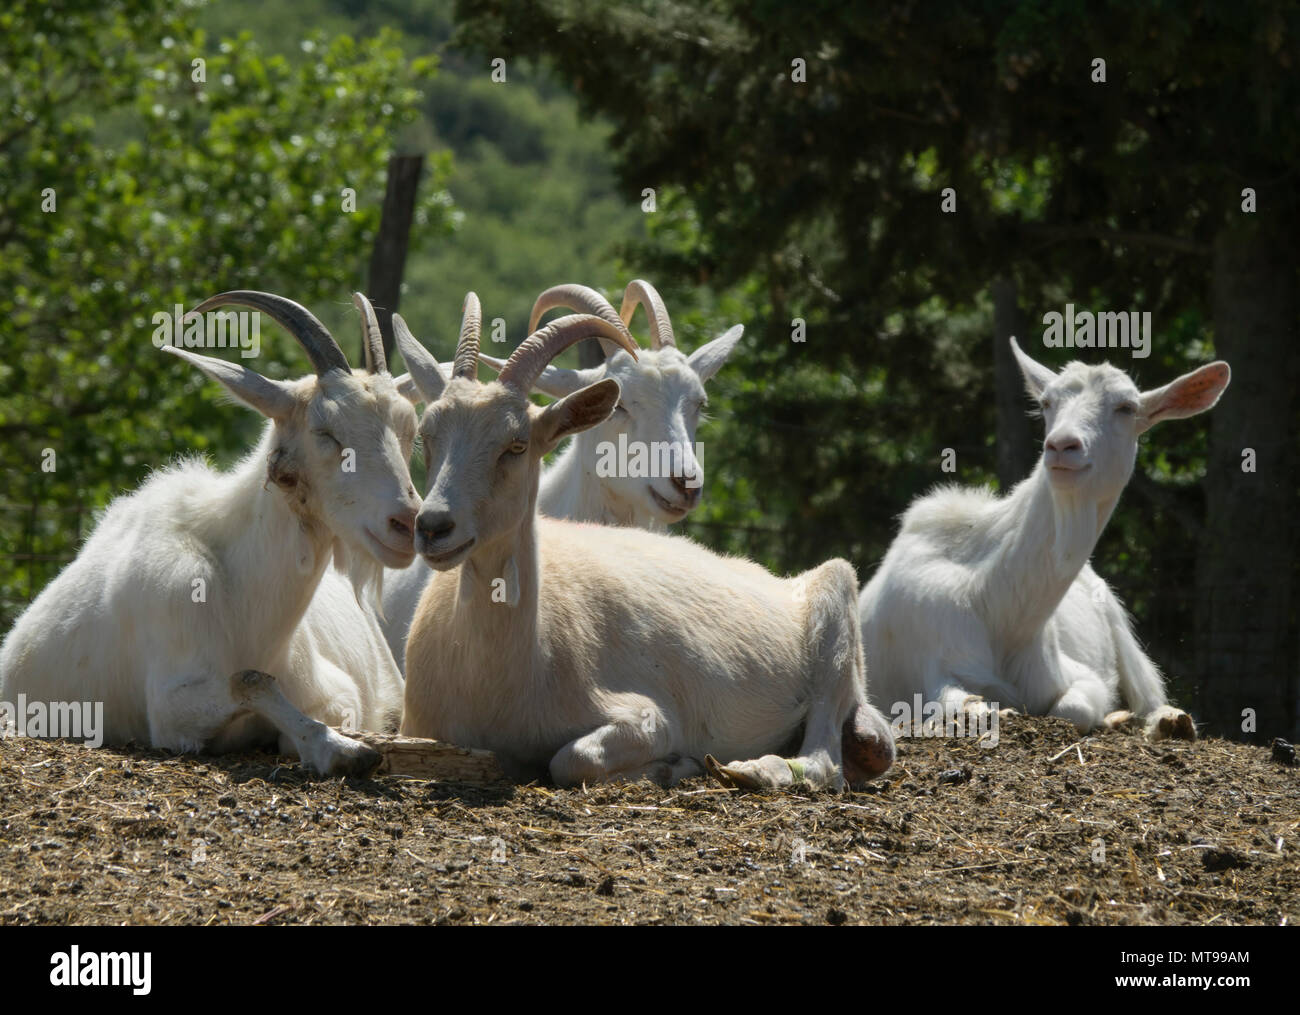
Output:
[{"xmin": 1, "ymin": 717, "xmax": 1296, "ymax": 925}]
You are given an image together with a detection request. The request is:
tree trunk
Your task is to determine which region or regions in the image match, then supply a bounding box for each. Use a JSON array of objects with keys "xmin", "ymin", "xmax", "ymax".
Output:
[
  {"xmin": 1196, "ymin": 222, "xmax": 1299, "ymax": 740},
  {"xmin": 365, "ymin": 154, "xmax": 425, "ymax": 365},
  {"xmin": 992, "ymin": 277, "xmax": 1036, "ymax": 489}
]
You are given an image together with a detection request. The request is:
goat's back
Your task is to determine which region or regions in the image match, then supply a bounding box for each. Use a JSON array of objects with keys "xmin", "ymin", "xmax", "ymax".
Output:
[{"xmin": 403, "ymin": 518, "xmax": 852, "ymax": 767}]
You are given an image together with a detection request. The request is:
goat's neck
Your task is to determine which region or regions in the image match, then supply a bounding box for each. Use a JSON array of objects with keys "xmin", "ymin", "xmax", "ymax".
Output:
[
  {"xmin": 537, "ymin": 436, "xmax": 656, "ymax": 528},
  {"xmin": 453, "ymin": 493, "xmax": 541, "ymax": 645},
  {"xmin": 215, "ymin": 427, "xmax": 334, "ymax": 654},
  {"xmin": 982, "ymin": 459, "xmax": 1118, "ymax": 645}
]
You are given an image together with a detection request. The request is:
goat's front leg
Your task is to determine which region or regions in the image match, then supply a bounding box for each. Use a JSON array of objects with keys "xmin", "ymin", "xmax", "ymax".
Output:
[
  {"xmin": 1104, "ymin": 705, "xmax": 1197, "ymax": 742},
  {"xmin": 230, "ymin": 670, "xmax": 382, "ymax": 776},
  {"xmin": 145, "ymin": 665, "xmax": 380, "ymax": 776},
  {"xmin": 1047, "ymin": 657, "xmax": 1113, "ymax": 733}
]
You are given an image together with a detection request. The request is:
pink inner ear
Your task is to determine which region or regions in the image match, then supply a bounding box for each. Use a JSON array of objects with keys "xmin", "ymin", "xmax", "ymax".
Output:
[{"xmin": 1155, "ymin": 364, "xmax": 1229, "ymax": 418}]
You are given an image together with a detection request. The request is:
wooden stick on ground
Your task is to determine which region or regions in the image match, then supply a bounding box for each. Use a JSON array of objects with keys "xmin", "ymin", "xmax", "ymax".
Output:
[{"xmin": 335, "ymin": 729, "xmax": 510, "ymax": 783}]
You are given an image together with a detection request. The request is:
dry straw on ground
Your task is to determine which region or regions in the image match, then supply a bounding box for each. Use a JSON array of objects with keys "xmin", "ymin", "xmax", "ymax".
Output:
[{"xmin": 0, "ymin": 716, "xmax": 1295, "ymax": 925}]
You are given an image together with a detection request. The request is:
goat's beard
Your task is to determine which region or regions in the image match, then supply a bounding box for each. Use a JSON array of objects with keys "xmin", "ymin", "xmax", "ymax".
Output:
[
  {"xmin": 1050, "ymin": 490, "xmax": 1097, "ymax": 575},
  {"xmin": 332, "ymin": 536, "xmax": 386, "ymax": 620}
]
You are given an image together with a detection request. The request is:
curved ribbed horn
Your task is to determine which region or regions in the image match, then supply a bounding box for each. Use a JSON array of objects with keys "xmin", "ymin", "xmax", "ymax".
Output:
[
  {"xmin": 497, "ymin": 315, "xmax": 638, "ymax": 395},
  {"xmin": 529, "ymin": 283, "xmax": 635, "ymax": 359},
  {"xmin": 352, "ymin": 292, "xmax": 387, "ymax": 374},
  {"xmin": 619, "ymin": 279, "xmax": 675, "ymax": 350},
  {"xmin": 184, "ymin": 291, "xmax": 350, "ymax": 375},
  {"xmin": 452, "ymin": 291, "xmax": 482, "ymax": 381}
]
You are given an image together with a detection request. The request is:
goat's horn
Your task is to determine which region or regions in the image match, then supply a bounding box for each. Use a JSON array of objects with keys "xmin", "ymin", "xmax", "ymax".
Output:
[
  {"xmin": 452, "ymin": 291, "xmax": 482, "ymax": 381},
  {"xmin": 353, "ymin": 292, "xmax": 388, "ymax": 375},
  {"xmin": 619, "ymin": 279, "xmax": 675, "ymax": 350},
  {"xmin": 529, "ymin": 283, "xmax": 635, "ymax": 359},
  {"xmin": 184, "ymin": 291, "xmax": 350, "ymax": 375},
  {"xmin": 497, "ymin": 314, "xmax": 638, "ymax": 394}
]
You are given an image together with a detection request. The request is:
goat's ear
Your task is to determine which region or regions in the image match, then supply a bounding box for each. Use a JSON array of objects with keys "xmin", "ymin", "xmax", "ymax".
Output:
[
  {"xmin": 392, "ymin": 372, "xmax": 423, "ymax": 405},
  {"xmin": 478, "ymin": 352, "xmax": 597, "ymax": 400},
  {"xmin": 688, "ymin": 324, "xmax": 743, "ymax": 383},
  {"xmin": 392, "ymin": 313, "xmax": 447, "ymax": 403},
  {"xmin": 1137, "ymin": 361, "xmax": 1230, "ymax": 433},
  {"xmin": 163, "ymin": 346, "xmax": 298, "ymax": 420},
  {"xmin": 1010, "ymin": 336, "xmax": 1056, "ymax": 399},
  {"xmin": 535, "ymin": 378, "xmax": 621, "ymax": 453}
]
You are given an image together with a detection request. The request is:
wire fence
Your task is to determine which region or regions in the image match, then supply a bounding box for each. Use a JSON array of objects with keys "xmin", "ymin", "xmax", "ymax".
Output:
[{"xmin": 0, "ymin": 502, "xmax": 90, "ymax": 632}]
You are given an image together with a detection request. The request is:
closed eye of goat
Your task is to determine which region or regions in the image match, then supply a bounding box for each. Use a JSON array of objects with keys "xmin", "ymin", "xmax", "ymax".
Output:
[
  {"xmin": 858, "ymin": 337, "xmax": 1231, "ymax": 742},
  {"xmin": 392, "ymin": 300, "xmax": 895, "ymax": 792},
  {"xmin": 379, "ymin": 281, "xmax": 742, "ymax": 673},
  {"xmin": 0, "ymin": 292, "xmax": 421, "ymax": 775}
]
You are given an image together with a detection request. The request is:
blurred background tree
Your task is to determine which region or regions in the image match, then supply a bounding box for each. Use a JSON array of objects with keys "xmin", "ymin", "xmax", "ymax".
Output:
[{"xmin": 2, "ymin": 0, "xmax": 1294, "ymax": 739}]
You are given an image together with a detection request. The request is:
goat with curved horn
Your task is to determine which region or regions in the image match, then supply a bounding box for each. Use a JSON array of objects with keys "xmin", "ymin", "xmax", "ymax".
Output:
[
  {"xmin": 398, "ymin": 295, "xmax": 893, "ymax": 793},
  {"xmin": 353, "ymin": 292, "xmax": 388, "ymax": 375},
  {"xmin": 529, "ymin": 283, "xmax": 635, "ymax": 360},
  {"xmin": 497, "ymin": 314, "xmax": 638, "ymax": 394},
  {"xmin": 183, "ymin": 290, "xmax": 351, "ymax": 375},
  {"xmin": 620, "ymin": 279, "xmax": 675, "ymax": 350}
]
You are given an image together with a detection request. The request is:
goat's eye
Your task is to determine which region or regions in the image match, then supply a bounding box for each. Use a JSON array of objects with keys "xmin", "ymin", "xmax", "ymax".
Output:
[
  {"xmin": 314, "ymin": 429, "xmax": 342, "ymax": 448},
  {"xmin": 1039, "ymin": 398, "xmax": 1053, "ymax": 412},
  {"xmin": 1116, "ymin": 403, "xmax": 1137, "ymax": 415},
  {"xmin": 504, "ymin": 440, "xmax": 527, "ymax": 457}
]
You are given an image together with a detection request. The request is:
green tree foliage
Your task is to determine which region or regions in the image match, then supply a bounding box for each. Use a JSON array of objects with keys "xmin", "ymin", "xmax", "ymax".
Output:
[
  {"xmin": 0, "ymin": 0, "xmax": 453, "ymax": 628},
  {"xmin": 456, "ymin": 0, "xmax": 1299, "ymax": 733},
  {"xmin": 193, "ymin": 0, "xmax": 644, "ymax": 358}
]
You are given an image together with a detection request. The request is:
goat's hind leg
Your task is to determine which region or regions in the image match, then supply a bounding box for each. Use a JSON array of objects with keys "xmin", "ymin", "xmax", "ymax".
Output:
[
  {"xmin": 709, "ymin": 560, "xmax": 895, "ymax": 793},
  {"xmin": 549, "ymin": 701, "xmax": 692, "ymax": 787}
]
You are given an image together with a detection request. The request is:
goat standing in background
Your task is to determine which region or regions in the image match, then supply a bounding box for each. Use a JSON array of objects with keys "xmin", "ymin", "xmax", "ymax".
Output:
[
  {"xmin": 0, "ymin": 293, "xmax": 421, "ymax": 774},
  {"xmin": 859, "ymin": 337, "xmax": 1230, "ymax": 741},
  {"xmin": 394, "ymin": 304, "xmax": 894, "ymax": 791}
]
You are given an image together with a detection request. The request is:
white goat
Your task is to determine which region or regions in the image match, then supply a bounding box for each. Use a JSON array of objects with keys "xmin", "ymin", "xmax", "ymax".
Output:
[
  {"xmin": 859, "ymin": 338, "xmax": 1230, "ymax": 741},
  {"xmin": 392, "ymin": 307, "xmax": 895, "ymax": 791},
  {"xmin": 0, "ymin": 292, "xmax": 421, "ymax": 774},
  {"xmin": 379, "ymin": 281, "xmax": 741, "ymax": 671}
]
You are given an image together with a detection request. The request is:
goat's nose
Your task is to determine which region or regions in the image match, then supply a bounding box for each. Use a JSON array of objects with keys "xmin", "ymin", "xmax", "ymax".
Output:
[
  {"xmin": 671, "ymin": 473, "xmax": 702, "ymax": 505},
  {"xmin": 388, "ymin": 505, "xmax": 418, "ymax": 542},
  {"xmin": 1046, "ymin": 433, "xmax": 1083, "ymax": 454},
  {"xmin": 416, "ymin": 511, "xmax": 456, "ymax": 543}
]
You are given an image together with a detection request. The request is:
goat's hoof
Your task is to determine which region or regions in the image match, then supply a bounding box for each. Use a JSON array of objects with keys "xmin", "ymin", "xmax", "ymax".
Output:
[
  {"xmin": 306, "ymin": 729, "xmax": 383, "ymax": 778},
  {"xmin": 329, "ymin": 743, "xmax": 383, "ymax": 778},
  {"xmin": 705, "ymin": 753, "xmax": 792, "ymax": 792},
  {"xmin": 1145, "ymin": 706, "xmax": 1197, "ymax": 743},
  {"xmin": 1104, "ymin": 710, "xmax": 1136, "ymax": 731}
]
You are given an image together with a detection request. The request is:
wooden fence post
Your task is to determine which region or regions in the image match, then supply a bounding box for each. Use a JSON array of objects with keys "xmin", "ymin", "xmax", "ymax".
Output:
[{"xmin": 366, "ymin": 154, "xmax": 425, "ymax": 364}]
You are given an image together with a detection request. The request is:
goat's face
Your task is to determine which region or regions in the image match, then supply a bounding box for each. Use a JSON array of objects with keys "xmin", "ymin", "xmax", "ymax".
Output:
[
  {"xmin": 483, "ymin": 324, "xmax": 743, "ymax": 524},
  {"xmin": 277, "ymin": 370, "xmax": 422, "ymax": 567},
  {"xmin": 1034, "ymin": 363, "xmax": 1144, "ymax": 500},
  {"xmin": 593, "ymin": 347, "xmax": 709, "ymax": 522},
  {"xmin": 413, "ymin": 378, "xmax": 621, "ymax": 569},
  {"xmin": 1012, "ymin": 337, "xmax": 1231, "ymax": 503},
  {"xmin": 166, "ymin": 328, "xmax": 422, "ymax": 568}
]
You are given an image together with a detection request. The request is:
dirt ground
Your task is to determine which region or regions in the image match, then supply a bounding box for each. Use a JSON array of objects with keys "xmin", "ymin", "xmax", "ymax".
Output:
[{"xmin": 1, "ymin": 716, "xmax": 1296, "ymax": 925}]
